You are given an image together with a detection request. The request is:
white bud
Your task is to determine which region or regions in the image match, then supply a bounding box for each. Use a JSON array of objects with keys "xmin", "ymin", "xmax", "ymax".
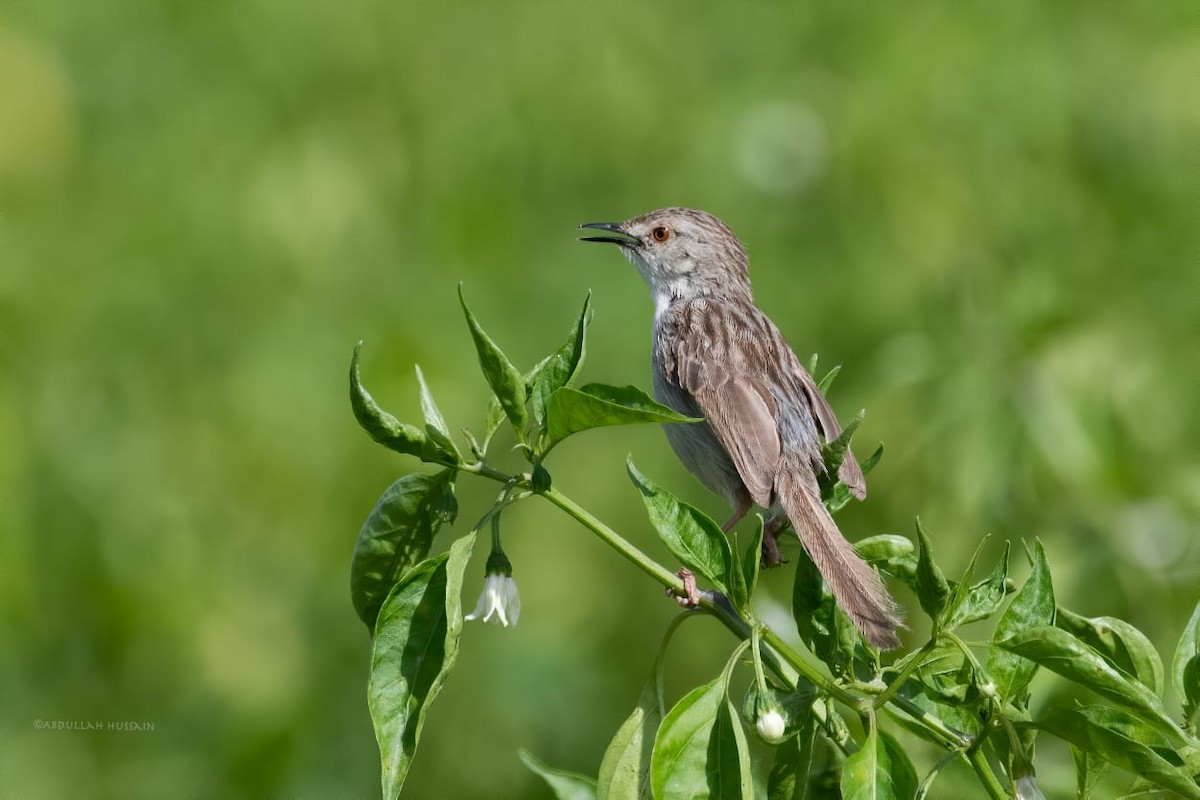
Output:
[{"xmin": 756, "ymin": 708, "xmax": 786, "ymax": 744}]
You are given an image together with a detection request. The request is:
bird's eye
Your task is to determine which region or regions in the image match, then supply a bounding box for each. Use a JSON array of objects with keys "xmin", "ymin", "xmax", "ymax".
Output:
[{"xmin": 651, "ymin": 226, "xmax": 671, "ymax": 243}]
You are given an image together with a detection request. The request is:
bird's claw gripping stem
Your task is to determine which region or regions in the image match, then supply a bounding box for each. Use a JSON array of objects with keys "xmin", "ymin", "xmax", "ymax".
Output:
[{"xmin": 668, "ymin": 568, "xmax": 699, "ymax": 608}]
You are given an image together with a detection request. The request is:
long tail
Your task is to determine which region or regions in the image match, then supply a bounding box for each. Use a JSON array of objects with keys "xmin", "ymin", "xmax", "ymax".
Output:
[{"xmin": 777, "ymin": 467, "xmax": 903, "ymax": 649}]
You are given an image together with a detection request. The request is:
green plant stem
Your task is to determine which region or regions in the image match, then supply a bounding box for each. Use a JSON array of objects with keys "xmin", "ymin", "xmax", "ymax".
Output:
[
  {"xmin": 874, "ymin": 638, "xmax": 937, "ymax": 710},
  {"xmin": 886, "ymin": 695, "xmax": 970, "ymax": 750},
  {"xmin": 967, "ymin": 741, "xmax": 1008, "ymax": 800},
  {"xmin": 538, "ymin": 484, "xmax": 863, "ymax": 710},
  {"xmin": 465, "ymin": 462, "xmax": 970, "ymax": 760},
  {"xmin": 540, "ymin": 486, "xmax": 683, "ymax": 589}
]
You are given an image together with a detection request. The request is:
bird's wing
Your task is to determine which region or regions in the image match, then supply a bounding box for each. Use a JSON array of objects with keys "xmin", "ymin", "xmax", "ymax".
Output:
[
  {"xmin": 676, "ymin": 336, "xmax": 781, "ymax": 509},
  {"xmin": 792, "ymin": 361, "xmax": 866, "ymax": 500}
]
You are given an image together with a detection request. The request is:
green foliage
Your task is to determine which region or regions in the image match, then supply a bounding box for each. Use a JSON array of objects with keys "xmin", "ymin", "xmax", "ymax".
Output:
[
  {"xmin": 350, "ymin": 470, "xmax": 457, "ymax": 628},
  {"xmin": 650, "ymin": 647, "xmax": 753, "ymax": 800},
  {"xmin": 519, "ymin": 750, "xmax": 598, "ymax": 800},
  {"xmin": 545, "ymin": 384, "xmax": 699, "ymax": 452},
  {"xmin": 597, "ymin": 681, "xmax": 660, "ymax": 800},
  {"xmin": 840, "ymin": 724, "xmax": 918, "ymax": 800},
  {"xmin": 987, "ymin": 539, "xmax": 1056, "ymax": 704},
  {"xmin": 627, "ymin": 459, "xmax": 737, "ymax": 606},
  {"xmin": 1174, "ymin": 602, "xmax": 1200, "ymax": 730},
  {"xmin": 346, "ymin": 293, "xmax": 1200, "ymax": 799},
  {"xmin": 368, "ymin": 532, "xmax": 476, "ymax": 798},
  {"xmin": 914, "ymin": 519, "xmax": 952, "ymax": 623}
]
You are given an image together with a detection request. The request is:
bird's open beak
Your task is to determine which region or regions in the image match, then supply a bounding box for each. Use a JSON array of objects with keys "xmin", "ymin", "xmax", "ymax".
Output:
[{"xmin": 578, "ymin": 222, "xmax": 639, "ymax": 247}]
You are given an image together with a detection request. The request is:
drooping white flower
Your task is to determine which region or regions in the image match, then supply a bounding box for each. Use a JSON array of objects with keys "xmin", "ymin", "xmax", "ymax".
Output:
[
  {"xmin": 465, "ymin": 573, "xmax": 521, "ymax": 627},
  {"xmin": 756, "ymin": 708, "xmax": 786, "ymax": 744},
  {"xmin": 1014, "ymin": 774, "xmax": 1045, "ymax": 800}
]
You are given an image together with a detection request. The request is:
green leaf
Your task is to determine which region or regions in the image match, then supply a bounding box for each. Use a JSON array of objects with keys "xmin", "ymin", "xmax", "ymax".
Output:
[
  {"xmin": 940, "ymin": 537, "xmax": 1008, "ymax": 633},
  {"xmin": 529, "ymin": 293, "xmax": 591, "ymax": 430},
  {"xmin": 885, "ymin": 681, "xmax": 983, "ymax": 746},
  {"xmin": 840, "ymin": 724, "xmax": 918, "ymax": 800},
  {"xmin": 369, "ymin": 532, "xmax": 476, "ymax": 798},
  {"xmin": 1058, "ymin": 607, "xmax": 1165, "ymax": 695},
  {"xmin": 350, "ymin": 342, "xmax": 429, "ymax": 458},
  {"xmin": 545, "ymin": 383, "xmax": 699, "ymax": 451},
  {"xmin": 1071, "ymin": 743, "xmax": 1110, "ymax": 800},
  {"xmin": 820, "ymin": 410, "xmax": 863, "ymax": 480},
  {"xmin": 1038, "ymin": 706, "xmax": 1200, "ymax": 799},
  {"xmin": 817, "ymin": 364, "xmax": 842, "ymax": 394},
  {"xmin": 414, "ymin": 364, "xmax": 460, "ymax": 462},
  {"xmin": 944, "ymin": 540, "xmax": 1011, "ymax": 629},
  {"xmin": 791, "ymin": 550, "xmax": 859, "ymax": 677},
  {"xmin": 458, "ymin": 285, "xmax": 528, "ymax": 438},
  {"xmin": 987, "ymin": 539, "xmax": 1055, "ymax": 704},
  {"xmin": 740, "ymin": 517, "xmax": 764, "ymax": 610},
  {"xmin": 855, "ymin": 534, "xmax": 918, "ymax": 585},
  {"xmin": 598, "ymin": 681, "xmax": 661, "ymax": 800},
  {"xmin": 938, "ymin": 535, "xmax": 988, "ymax": 629},
  {"xmin": 627, "ymin": 459, "xmax": 733, "ymax": 596},
  {"xmin": 519, "ymin": 749, "xmax": 598, "ymax": 800},
  {"xmin": 1173, "ymin": 601, "xmax": 1200, "ymax": 721},
  {"xmin": 767, "ymin": 711, "xmax": 817, "ymax": 800},
  {"xmin": 998, "ymin": 625, "xmax": 1185, "ymax": 743},
  {"xmin": 482, "ymin": 396, "xmax": 506, "ymax": 452},
  {"xmin": 914, "ymin": 518, "xmax": 951, "ymax": 623},
  {"xmin": 650, "ymin": 663, "xmax": 753, "ymax": 799},
  {"xmin": 350, "ymin": 470, "xmax": 457, "ymax": 629},
  {"xmin": 860, "ymin": 442, "xmax": 884, "ymax": 476}
]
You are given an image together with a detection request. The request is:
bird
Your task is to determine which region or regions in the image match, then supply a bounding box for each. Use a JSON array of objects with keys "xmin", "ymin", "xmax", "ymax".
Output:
[{"xmin": 580, "ymin": 207, "xmax": 902, "ymax": 649}]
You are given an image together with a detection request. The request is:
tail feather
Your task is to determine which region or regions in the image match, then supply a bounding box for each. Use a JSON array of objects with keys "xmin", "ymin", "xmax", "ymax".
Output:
[{"xmin": 777, "ymin": 467, "xmax": 903, "ymax": 649}]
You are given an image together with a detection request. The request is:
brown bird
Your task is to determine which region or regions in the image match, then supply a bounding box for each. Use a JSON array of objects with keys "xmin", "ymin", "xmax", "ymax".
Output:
[{"xmin": 581, "ymin": 207, "xmax": 902, "ymax": 649}]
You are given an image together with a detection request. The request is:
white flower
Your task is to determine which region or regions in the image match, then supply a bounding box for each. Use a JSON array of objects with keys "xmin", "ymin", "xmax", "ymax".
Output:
[
  {"xmin": 465, "ymin": 573, "xmax": 521, "ymax": 627},
  {"xmin": 756, "ymin": 708, "xmax": 786, "ymax": 744},
  {"xmin": 1014, "ymin": 774, "xmax": 1045, "ymax": 800}
]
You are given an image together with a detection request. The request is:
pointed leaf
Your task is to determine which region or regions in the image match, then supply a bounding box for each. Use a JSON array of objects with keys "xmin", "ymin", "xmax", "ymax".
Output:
[
  {"xmin": 740, "ymin": 517, "xmax": 764, "ymax": 610},
  {"xmin": 628, "ymin": 459, "xmax": 733, "ymax": 596},
  {"xmin": 914, "ymin": 519, "xmax": 951, "ymax": 623},
  {"xmin": 791, "ymin": 551, "xmax": 858, "ymax": 676},
  {"xmin": 545, "ymin": 384, "xmax": 700, "ymax": 451},
  {"xmin": 414, "ymin": 364, "xmax": 460, "ymax": 462},
  {"xmin": 998, "ymin": 625, "xmax": 1185, "ymax": 744},
  {"xmin": 855, "ymin": 534, "xmax": 918, "ymax": 585},
  {"xmin": 650, "ymin": 680, "xmax": 752, "ymax": 799},
  {"xmin": 767, "ymin": 711, "xmax": 817, "ymax": 800},
  {"xmin": 482, "ymin": 396, "xmax": 506, "ymax": 452},
  {"xmin": 598, "ymin": 681, "xmax": 661, "ymax": 800},
  {"xmin": 938, "ymin": 535, "xmax": 988, "ymax": 629},
  {"xmin": 459, "ymin": 285, "xmax": 528, "ymax": 438},
  {"xmin": 840, "ymin": 724, "xmax": 918, "ymax": 800},
  {"xmin": 1173, "ymin": 602, "xmax": 1200, "ymax": 720},
  {"xmin": 529, "ymin": 293, "xmax": 591, "ymax": 429},
  {"xmin": 351, "ymin": 470, "xmax": 457, "ymax": 629},
  {"xmin": 350, "ymin": 342, "xmax": 429, "ymax": 458},
  {"xmin": 945, "ymin": 540, "xmax": 1011, "ymax": 629},
  {"xmin": 987, "ymin": 539, "xmax": 1055, "ymax": 704},
  {"xmin": 1038, "ymin": 706, "xmax": 1200, "ymax": 799},
  {"xmin": 519, "ymin": 750, "xmax": 598, "ymax": 800},
  {"xmin": 369, "ymin": 532, "xmax": 476, "ymax": 798},
  {"xmin": 821, "ymin": 410, "xmax": 863, "ymax": 479},
  {"xmin": 817, "ymin": 364, "xmax": 842, "ymax": 394},
  {"xmin": 1058, "ymin": 608, "xmax": 1165, "ymax": 695},
  {"xmin": 861, "ymin": 442, "xmax": 884, "ymax": 476}
]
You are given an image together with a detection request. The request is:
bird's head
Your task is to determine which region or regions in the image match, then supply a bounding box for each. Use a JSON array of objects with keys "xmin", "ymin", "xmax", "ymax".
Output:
[{"xmin": 580, "ymin": 207, "xmax": 751, "ymax": 310}]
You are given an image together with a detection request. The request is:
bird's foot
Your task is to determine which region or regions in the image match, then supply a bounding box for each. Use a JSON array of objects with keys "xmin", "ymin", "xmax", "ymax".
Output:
[
  {"xmin": 667, "ymin": 568, "xmax": 699, "ymax": 608},
  {"xmin": 760, "ymin": 516, "xmax": 790, "ymax": 569}
]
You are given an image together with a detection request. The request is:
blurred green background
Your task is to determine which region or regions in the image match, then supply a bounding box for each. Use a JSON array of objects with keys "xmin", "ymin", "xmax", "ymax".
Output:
[{"xmin": 1, "ymin": 1, "xmax": 1194, "ymax": 796}]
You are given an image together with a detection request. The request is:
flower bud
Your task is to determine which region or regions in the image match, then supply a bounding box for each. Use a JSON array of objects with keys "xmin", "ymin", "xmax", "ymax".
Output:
[{"xmin": 755, "ymin": 707, "xmax": 786, "ymax": 744}]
